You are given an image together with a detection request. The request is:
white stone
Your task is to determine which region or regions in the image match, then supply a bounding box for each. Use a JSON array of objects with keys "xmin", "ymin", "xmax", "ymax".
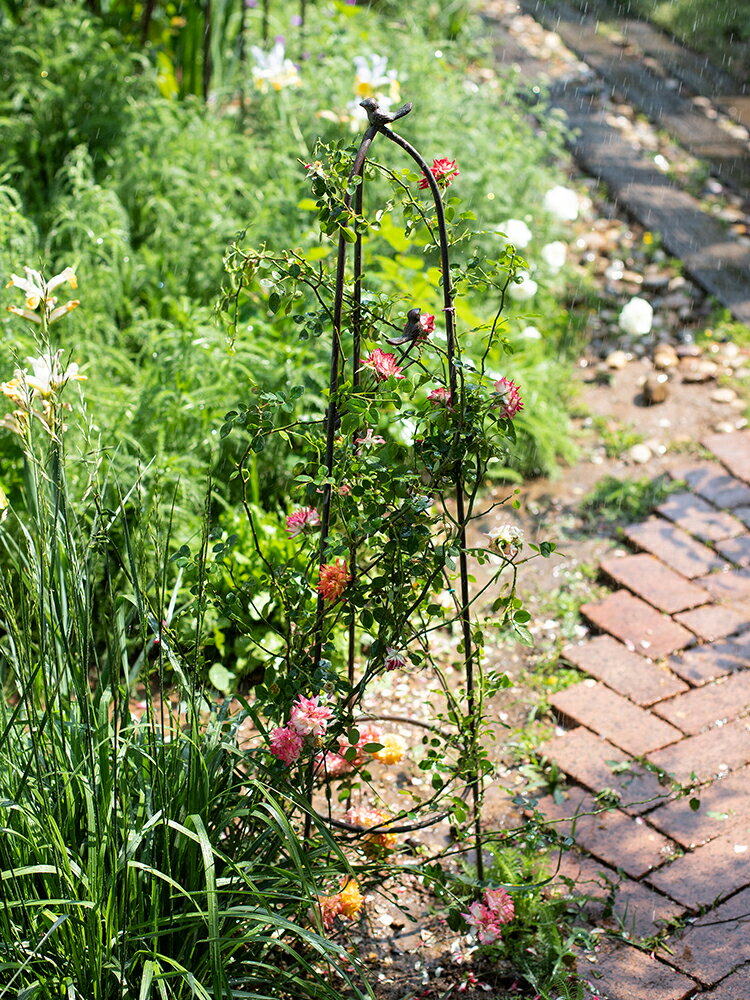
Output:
[
  {"xmin": 629, "ymin": 443, "xmax": 652, "ymax": 463},
  {"xmin": 606, "ymin": 350, "xmax": 629, "ymax": 370},
  {"xmin": 711, "ymin": 387, "xmax": 738, "ymax": 403}
]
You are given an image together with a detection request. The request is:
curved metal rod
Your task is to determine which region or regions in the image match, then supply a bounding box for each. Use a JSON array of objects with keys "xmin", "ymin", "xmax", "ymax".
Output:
[{"xmin": 377, "ymin": 119, "xmax": 484, "ymax": 881}]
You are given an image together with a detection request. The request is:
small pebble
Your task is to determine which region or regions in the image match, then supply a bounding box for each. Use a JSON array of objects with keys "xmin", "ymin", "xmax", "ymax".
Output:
[
  {"xmin": 653, "ymin": 345, "xmax": 678, "ymax": 370},
  {"xmin": 629, "ymin": 443, "xmax": 652, "ymax": 463},
  {"xmin": 713, "ymin": 421, "xmax": 736, "ymax": 433},
  {"xmin": 606, "ymin": 350, "xmax": 629, "ymax": 369},
  {"xmin": 682, "ymin": 359, "xmax": 718, "ymax": 382},
  {"xmin": 711, "ymin": 387, "xmax": 738, "ymax": 404},
  {"xmin": 642, "ymin": 375, "xmax": 669, "ymax": 405}
]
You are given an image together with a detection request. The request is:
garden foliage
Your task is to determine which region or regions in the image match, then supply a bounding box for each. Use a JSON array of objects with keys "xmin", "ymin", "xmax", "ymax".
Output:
[{"xmin": 0, "ymin": 1, "xmax": 584, "ymax": 995}]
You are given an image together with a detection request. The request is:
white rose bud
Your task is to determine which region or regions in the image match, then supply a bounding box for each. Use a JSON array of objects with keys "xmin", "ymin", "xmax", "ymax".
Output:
[
  {"xmin": 498, "ymin": 218, "xmax": 532, "ymax": 249},
  {"xmin": 541, "ymin": 240, "xmax": 567, "ymax": 273},
  {"xmin": 542, "ymin": 185, "xmax": 579, "ymax": 222},
  {"xmin": 507, "ymin": 271, "xmax": 537, "ymax": 301},
  {"xmin": 619, "ymin": 296, "xmax": 654, "ymax": 336},
  {"xmin": 487, "ymin": 524, "xmax": 525, "ymax": 555}
]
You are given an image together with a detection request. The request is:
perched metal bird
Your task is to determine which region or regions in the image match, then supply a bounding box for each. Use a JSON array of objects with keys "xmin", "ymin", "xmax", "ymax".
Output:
[
  {"xmin": 386, "ymin": 307, "xmax": 425, "ymax": 347},
  {"xmin": 360, "ymin": 97, "xmax": 413, "ymax": 128}
]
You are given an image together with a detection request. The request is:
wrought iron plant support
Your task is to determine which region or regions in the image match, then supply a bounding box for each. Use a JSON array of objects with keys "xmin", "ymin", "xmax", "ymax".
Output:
[{"xmin": 308, "ymin": 98, "xmax": 485, "ymax": 879}]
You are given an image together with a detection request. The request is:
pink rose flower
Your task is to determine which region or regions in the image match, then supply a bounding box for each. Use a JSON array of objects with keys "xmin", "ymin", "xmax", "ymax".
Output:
[
  {"xmin": 285, "ymin": 506, "xmax": 321, "ymax": 537},
  {"xmin": 419, "ymin": 158, "xmax": 460, "ymax": 190},
  {"xmin": 462, "ymin": 901, "xmax": 505, "ymax": 945},
  {"xmin": 485, "ymin": 887, "xmax": 515, "ymax": 924},
  {"xmin": 427, "ymin": 387, "xmax": 452, "ymax": 407},
  {"xmin": 419, "ymin": 313, "xmax": 435, "ymax": 335},
  {"xmin": 354, "ymin": 428, "xmax": 386, "ymax": 454},
  {"xmin": 462, "ymin": 887, "xmax": 514, "ymax": 944},
  {"xmin": 361, "ymin": 348, "xmax": 405, "ymax": 382},
  {"xmin": 384, "ymin": 646, "xmax": 408, "ymax": 670},
  {"xmin": 289, "ymin": 694, "xmax": 334, "ymax": 736},
  {"xmin": 269, "ymin": 724, "xmax": 304, "ymax": 765},
  {"xmin": 492, "ymin": 377, "xmax": 523, "ymax": 419}
]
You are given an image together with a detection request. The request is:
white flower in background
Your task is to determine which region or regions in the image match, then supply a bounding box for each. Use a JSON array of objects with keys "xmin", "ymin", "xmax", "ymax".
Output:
[
  {"xmin": 353, "ymin": 54, "xmax": 400, "ymax": 103},
  {"xmin": 619, "ymin": 296, "xmax": 654, "ymax": 336},
  {"xmin": 521, "ymin": 325, "xmax": 542, "ymax": 340},
  {"xmin": 251, "ymin": 41, "xmax": 302, "ymax": 92},
  {"xmin": 507, "ymin": 271, "xmax": 537, "ymax": 301},
  {"xmin": 346, "ymin": 54, "xmax": 400, "ymax": 131},
  {"xmin": 1, "ymin": 349, "xmax": 86, "ymax": 439},
  {"xmin": 2, "ymin": 351, "xmax": 86, "ymax": 404},
  {"xmin": 6, "ymin": 266, "xmax": 79, "ymax": 324},
  {"xmin": 346, "ymin": 97, "xmax": 381, "ymax": 131},
  {"xmin": 541, "ymin": 240, "xmax": 567, "ymax": 273},
  {"xmin": 487, "ymin": 524, "xmax": 524, "ymax": 556},
  {"xmin": 25, "ymin": 352, "xmax": 86, "ymax": 398},
  {"xmin": 542, "ymin": 185, "xmax": 579, "ymax": 222},
  {"xmin": 497, "ymin": 218, "xmax": 532, "ymax": 249},
  {"xmin": 391, "ymin": 417, "xmax": 417, "ymax": 448}
]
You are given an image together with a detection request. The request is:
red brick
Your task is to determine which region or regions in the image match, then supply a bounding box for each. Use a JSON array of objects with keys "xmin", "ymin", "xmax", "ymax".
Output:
[
  {"xmin": 648, "ymin": 717, "xmax": 750, "ymax": 783},
  {"xmin": 647, "ymin": 820, "xmax": 750, "ymax": 908},
  {"xmin": 658, "ymin": 491, "xmax": 745, "ymax": 542},
  {"xmin": 647, "ymin": 765, "xmax": 750, "ymax": 848},
  {"xmin": 539, "ymin": 727, "xmax": 673, "ymax": 814},
  {"xmin": 551, "ymin": 681, "xmax": 682, "ymax": 756},
  {"xmin": 625, "ymin": 517, "xmax": 727, "ymax": 579},
  {"xmin": 581, "ymin": 590, "xmax": 693, "ymax": 659},
  {"xmin": 697, "ymin": 568, "xmax": 750, "ymax": 604},
  {"xmin": 539, "ymin": 787, "xmax": 677, "ymax": 878},
  {"xmin": 700, "ymin": 965, "xmax": 750, "ymax": 999},
  {"xmin": 556, "ymin": 851, "xmax": 685, "ymax": 939},
  {"xmin": 716, "ymin": 534, "xmax": 750, "ymax": 568},
  {"xmin": 670, "ymin": 460, "xmax": 750, "ymax": 509},
  {"xmin": 673, "ymin": 603, "xmax": 749, "ymax": 642},
  {"xmin": 662, "ymin": 885, "xmax": 750, "ymax": 984},
  {"xmin": 562, "ymin": 636, "xmax": 688, "ymax": 706},
  {"xmin": 600, "ymin": 553, "xmax": 710, "ymax": 614},
  {"xmin": 703, "ymin": 430, "xmax": 750, "ymax": 484},
  {"xmin": 578, "ymin": 939, "xmax": 697, "ymax": 999},
  {"xmin": 652, "ymin": 672, "xmax": 750, "ymax": 735},
  {"xmin": 668, "ymin": 638, "xmax": 750, "ymax": 686}
]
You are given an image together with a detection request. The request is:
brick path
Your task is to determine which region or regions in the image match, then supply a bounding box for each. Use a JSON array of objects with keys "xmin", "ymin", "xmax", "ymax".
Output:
[{"xmin": 538, "ymin": 432, "xmax": 750, "ymax": 999}]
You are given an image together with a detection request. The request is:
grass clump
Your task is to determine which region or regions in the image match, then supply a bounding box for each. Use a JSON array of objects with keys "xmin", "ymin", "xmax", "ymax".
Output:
[{"xmin": 579, "ymin": 473, "xmax": 685, "ymax": 526}]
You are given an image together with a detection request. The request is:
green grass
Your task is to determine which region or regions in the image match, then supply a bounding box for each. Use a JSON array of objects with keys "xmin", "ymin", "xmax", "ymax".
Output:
[{"xmin": 579, "ymin": 473, "xmax": 686, "ymax": 526}]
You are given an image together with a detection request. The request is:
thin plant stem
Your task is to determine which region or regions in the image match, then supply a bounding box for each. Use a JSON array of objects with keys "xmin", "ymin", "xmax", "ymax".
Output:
[{"xmin": 306, "ymin": 123, "xmax": 378, "ymax": 843}]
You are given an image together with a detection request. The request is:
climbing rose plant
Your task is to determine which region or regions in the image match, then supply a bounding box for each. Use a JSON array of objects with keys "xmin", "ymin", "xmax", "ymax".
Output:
[{"xmin": 215, "ymin": 100, "xmax": 555, "ymax": 945}]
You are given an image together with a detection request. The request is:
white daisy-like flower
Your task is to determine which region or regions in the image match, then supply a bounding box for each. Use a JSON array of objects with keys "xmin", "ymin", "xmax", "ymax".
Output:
[
  {"xmin": 353, "ymin": 54, "xmax": 400, "ymax": 103},
  {"xmin": 251, "ymin": 42, "xmax": 302, "ymax": 92}
]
